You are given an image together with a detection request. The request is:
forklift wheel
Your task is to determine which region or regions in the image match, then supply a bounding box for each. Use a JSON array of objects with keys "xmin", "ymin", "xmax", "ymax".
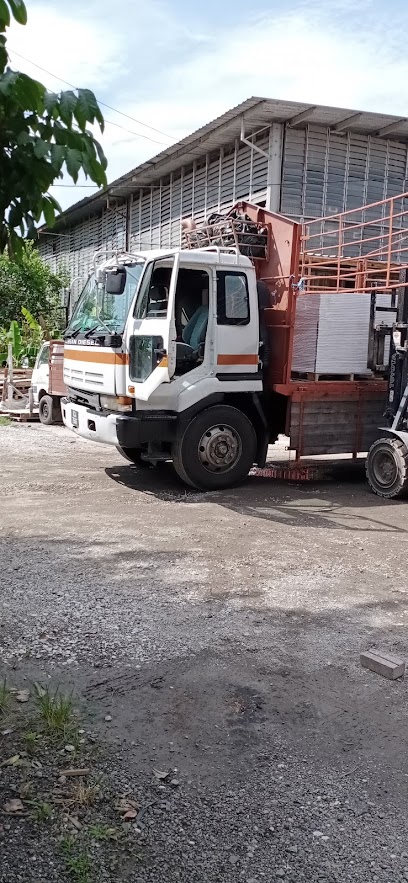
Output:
[{"xmin": 366, "ymin": 437, "xmax": 408, "ymax": 499}]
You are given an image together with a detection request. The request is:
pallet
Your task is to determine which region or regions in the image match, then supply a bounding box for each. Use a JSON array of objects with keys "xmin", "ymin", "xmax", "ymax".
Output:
[
  {"xmin": 251, "ymin": 463, "xmax": 324, "ymax": 481},
  {"xmin": 291, "ymin": 371, "xmax": 372, "ymax": 382},
  {"xmin": 1, "ymin": 409, "xmax": 39, "ymax": 422}
]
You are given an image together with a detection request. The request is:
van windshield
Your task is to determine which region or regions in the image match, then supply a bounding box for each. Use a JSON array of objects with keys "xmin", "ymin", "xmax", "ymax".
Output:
[{"xmin": 66, "ymin": 262, "xmax": 145, "ymax": 336}]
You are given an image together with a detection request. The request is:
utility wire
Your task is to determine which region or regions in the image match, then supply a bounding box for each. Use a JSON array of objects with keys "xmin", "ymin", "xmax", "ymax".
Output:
[{"xmin": 8, "ymin": 47, "xmax": 174, "ymax": 145}]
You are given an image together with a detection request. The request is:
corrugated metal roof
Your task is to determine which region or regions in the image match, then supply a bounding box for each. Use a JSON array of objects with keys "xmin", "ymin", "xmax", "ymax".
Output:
[{"xmin": 45, "ymin": 96, "xmax": 408, "ymax": 231}]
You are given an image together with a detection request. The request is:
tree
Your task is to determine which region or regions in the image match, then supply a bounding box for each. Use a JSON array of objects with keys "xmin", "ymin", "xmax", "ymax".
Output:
[
  {"xmin": 0, "ymin": 241, "xmax": 67, "ymax": 330},
  {"xmin": 0, "ymin": 0, "xmax": 107, "ymax": 259}
]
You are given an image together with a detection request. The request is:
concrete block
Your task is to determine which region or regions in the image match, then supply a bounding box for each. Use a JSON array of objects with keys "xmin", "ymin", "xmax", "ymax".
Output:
[{"xmin": 360, "ymin": 649, "xmax": 405, "ymax": 680}]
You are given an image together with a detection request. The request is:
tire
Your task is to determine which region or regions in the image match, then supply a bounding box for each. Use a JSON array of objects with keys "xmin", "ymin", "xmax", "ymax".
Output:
[
  {"xmin": 39, "ymin": 394, "xmax": 55, "ymax": 426},
  {"xmin": 172, "ymin": 404, "xmax": 257, "ymax": 490},
  {"xmin": 366, "ymin": 437, "xmax": 408, "ymax": 499}
]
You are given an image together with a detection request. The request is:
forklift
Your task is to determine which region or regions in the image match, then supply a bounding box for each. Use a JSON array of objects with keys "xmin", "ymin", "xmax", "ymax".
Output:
[{"xmin": 366, "ymin": 272, "xmax": 408, "ymax": 499}]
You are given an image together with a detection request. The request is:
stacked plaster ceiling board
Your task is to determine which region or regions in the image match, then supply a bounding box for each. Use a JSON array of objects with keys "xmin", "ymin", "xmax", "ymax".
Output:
[
  {"xmin": 314, "ymin": 293, "xmax": 372, "ymax": 374},
  {"xmin": 292, "ymin": 293, "xmax": 374, "ymax": 375},
  {"xmin": 291, "ymin": 294, "xmax": 320, "ymax": 372}
]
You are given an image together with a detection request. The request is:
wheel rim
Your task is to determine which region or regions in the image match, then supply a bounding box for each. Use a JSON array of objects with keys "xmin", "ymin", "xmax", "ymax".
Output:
[
  {"xmin": 42, "ymin": 402, "xmax": 49, "ymax": 419},
  {"xmin": 198, "ymin": 423, "xmax": 242, "ymax": 473},
  {"xmin": 371, "ymin": 448, "xmax": 398, "ymax": 489}
]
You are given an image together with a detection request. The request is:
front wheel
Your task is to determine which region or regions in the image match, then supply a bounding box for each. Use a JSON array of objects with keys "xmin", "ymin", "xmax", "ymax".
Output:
[
  {"xmin": 172, "ymin": 405, "xmax": 257, "ymax": 490},
  {"xmin": 39, "ymin": 394, "xmax": 56, "ymax": 425},
  {"xmin": 366, "ymin": 437, "xmax": 408, "ymax": 499}
]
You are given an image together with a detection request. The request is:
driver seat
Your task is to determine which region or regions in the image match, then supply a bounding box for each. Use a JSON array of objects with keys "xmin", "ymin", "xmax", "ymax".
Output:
[{"xmin": 177, "ymin": 304, "xmax": 208, "ymax": 362}]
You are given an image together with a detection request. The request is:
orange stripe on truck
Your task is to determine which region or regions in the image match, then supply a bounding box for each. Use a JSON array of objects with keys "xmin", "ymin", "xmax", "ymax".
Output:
[
  {"xmin": 217, "ymin": 354, "xmax": 259, "ymax": 366},
  {"xmin": 64, "ymin": 348, "xmax": 129, "ymax": 366}
]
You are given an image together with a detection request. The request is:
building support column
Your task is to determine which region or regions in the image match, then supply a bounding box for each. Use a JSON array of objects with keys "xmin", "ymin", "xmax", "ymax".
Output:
[{"xmin": 266, "ymin": 123, "xmax": 283, "ymax": 213}]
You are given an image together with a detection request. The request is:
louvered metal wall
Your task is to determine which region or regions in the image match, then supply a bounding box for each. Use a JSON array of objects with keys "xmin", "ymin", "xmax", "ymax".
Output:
[
  {"xmin": 38, "ymin": 122, "xmax": 408, "ymax": 306},
  {"xmin": 281, "ymin": 126, "xmax": 408, "ymax": 218}
]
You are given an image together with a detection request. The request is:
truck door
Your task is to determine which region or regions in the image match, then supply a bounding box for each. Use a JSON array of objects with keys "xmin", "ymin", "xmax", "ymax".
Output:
[
  {"xmin": 215, "ymin": 269, "xmax": 260, "ymax": 374},
  {"xmin": 128, "ymin": 254, "xmax": 180, "ymax": 402}
]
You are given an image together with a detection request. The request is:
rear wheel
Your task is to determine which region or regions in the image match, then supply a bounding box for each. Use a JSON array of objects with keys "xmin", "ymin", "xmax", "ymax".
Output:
[
  {"xmin": 172, "ymin": 405, "xmax": 256, "ymax": 490},
  {"xmin": 366, "ymin": 437, "xmax": 408, "ymax": 499},
  {"xmin": 39, "ymin": 394, "xmax": 55, "ymax": 426}
]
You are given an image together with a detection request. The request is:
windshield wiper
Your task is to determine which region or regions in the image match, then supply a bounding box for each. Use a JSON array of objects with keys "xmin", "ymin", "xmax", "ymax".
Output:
[
  {"xmin": 83, "ymin": 318, "xmax": 115, "ymax": 337},
  {"xmin": 64, "ymin": 327, "xmax": 81, "ymax": 339}
]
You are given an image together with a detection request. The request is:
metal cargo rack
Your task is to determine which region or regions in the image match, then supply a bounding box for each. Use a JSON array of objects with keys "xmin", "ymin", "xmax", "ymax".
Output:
[{"xmin": 184, "ymin": 217, "xmax": 270, "ymax": 261}]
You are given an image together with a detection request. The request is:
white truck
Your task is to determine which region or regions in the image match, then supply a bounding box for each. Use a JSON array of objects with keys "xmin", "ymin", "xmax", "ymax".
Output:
[
  {"xmin": 61, "ymin": 198, "xmax": 408, "ymax": 496},
  {"xmin": 31, "ymin": 340, "xmax": 66, "ymax": 424}
]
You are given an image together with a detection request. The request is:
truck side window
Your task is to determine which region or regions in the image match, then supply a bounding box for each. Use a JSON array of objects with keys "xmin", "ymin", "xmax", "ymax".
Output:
[{"xmin": 217, "ymin": 272, "xmax": 250, "ymax": 325}]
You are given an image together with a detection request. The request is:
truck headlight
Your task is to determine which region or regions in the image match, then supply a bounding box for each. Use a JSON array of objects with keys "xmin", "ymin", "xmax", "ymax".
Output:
[{"xmin": 100, "ymin": 395, "xmax": 132, "ymax": 413}]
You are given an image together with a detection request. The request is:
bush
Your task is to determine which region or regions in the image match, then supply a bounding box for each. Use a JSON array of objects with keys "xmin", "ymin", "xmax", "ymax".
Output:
[{"xmin": 0, "ymin": 242, "xmax": 68, "ymax": 333}]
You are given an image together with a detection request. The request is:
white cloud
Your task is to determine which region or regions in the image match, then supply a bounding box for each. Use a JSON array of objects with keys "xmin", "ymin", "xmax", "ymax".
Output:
[
  {"xmin": 6, "ymin": 0, "xmax": 408, "ymax": 212},
  {"xmin": 8, "ymin": 3, "xmax": 123, "ymax": 90}
]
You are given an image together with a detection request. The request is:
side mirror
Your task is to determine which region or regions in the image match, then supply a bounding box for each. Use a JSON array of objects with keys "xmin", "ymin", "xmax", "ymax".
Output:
[{"xmin": 105, "ymin": 267, "xmax": 126, "ymax": 295}]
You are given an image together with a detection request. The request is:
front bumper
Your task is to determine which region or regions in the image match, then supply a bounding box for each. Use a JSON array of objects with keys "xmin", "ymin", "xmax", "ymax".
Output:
[
  {"xmin": 61, "ymin": 399, "xmax": 178, "ymax": 449},
  {"xmin": 61, "ymin": 399, "xmax": 118, "ymax": 446}
]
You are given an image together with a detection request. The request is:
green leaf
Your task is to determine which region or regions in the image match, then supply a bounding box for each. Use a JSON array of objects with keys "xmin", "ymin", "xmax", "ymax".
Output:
[
  {"xmin": 0, "ymin": 0, "xmax": 10, "ymax": 28},
  {"xmin": 16, "ymin": 130, "xmax": 31, "ymax": 146},
  {"xmin": 59, "ymin": 89, "xmax": 77, "ymax": 127},
  {"xmin": 45, "ymin": 192, "xmax": 61, "ymax": 214},
  {"xmin": 21, "ymin": 306, "xmax": 41, "ymax": 332},
  {"xmin": 77, "ymin": 88, "xmax": 104, "ymax": 131},
  {"xmin": 8, "ymin": 202, "xmax": 22, "ymax": 227},
  {"xmin": 65, "ymin": 147, "xmax": 82, "ymax": 182},
  {"xmin": 95, "ymin": 139, "xmax": 108, "ymax": 170},
  {"xmin": 8, "ymin": 0, "xmax": 27, "ymax": 24},
  {"xmin": 33, "ymin": 138, "xmax": 49, "ymax": 159},
  {"xmin": 50, "ymin": 143, "xmax": 65, "ymax": 171},
  {"xmin": 74, "ymin": 89, "xmax": 89, "ymax": 130},
  {"xmin": 0, "ymin": 45, "xmax": 7, "ymax": 71},
  {"xmin": 25, "ymin": 214, "xmax": 37, "ymax": 238},
  {"xmin": 44, "ymin": 90, "xmax": 59, "ymax": 117},
  {"xmin": 42, "ymin": 197, "xmax": 56, "ymax": 228},
  {"xmin": 14, "ymin": 73, "xmax": 45, "ymax": 113}
]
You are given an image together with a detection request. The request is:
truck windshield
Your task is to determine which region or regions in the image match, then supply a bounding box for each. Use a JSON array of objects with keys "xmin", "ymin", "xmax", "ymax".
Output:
[{"xmin": 67, "ymin": 262, "xmax": 145, "ymax": 335}]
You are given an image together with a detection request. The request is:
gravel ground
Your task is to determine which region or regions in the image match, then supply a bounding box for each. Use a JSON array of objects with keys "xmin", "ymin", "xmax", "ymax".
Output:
[{"xmin": 1, "ymin": 422, "xmax": 408, "ymax": 882}]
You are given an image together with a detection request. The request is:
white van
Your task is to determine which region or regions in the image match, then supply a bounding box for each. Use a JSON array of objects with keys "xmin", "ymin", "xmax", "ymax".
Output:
[{"xmin": 31, "ymin": 341, "xmax": 65, "ymax": 424}]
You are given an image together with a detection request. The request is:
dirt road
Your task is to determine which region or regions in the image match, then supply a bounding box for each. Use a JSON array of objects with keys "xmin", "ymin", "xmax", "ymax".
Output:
[{"xmin": 1, "ymin": 422, "xmax": 408, "ymax": 882}]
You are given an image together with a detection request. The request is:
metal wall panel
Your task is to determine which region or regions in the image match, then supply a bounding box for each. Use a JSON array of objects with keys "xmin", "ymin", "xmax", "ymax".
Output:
[
  {"xmin": 39, "ymin": 121, "xmax": 408, "ymax": 299},
  {"xmin": 281, "ymin": 125, "xmax": 408, "ymax": 221}
]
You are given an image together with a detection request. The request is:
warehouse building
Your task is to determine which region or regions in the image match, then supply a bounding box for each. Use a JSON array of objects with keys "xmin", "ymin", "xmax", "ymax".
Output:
[{"xmin": 38, "ymin": 95, "xmax": 408, "ymax": 302}]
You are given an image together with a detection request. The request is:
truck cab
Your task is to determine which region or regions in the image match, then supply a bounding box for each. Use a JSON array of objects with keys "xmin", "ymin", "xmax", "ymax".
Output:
[
  {"xmin": 62, "ymin": 246, "xmax": 268, "ymax": 488},
  {"xmin": 31, "ymin": 341, "xmax": 50, "ymax": 408},
  {"xmin": 31, "ymin": 340, "xmax": 66, "ymax": 425}
]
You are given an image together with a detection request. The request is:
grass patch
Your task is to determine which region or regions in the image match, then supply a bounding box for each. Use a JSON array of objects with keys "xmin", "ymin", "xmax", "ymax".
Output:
[
  {"xmin": 70, "ymin": 780, "xmax": 100, "ymax": 808},
  {"xmin": 88, "ymin": 823, "xmax": 121, "ymax": 842},
  {"xmin": 27, "ymin": 799, "xmax": 53, "ymax": 822},
  {"xmin": 23, "ymin": 730, "xmax": 43, "ymax": 752},
  {"xmin": 61, "ymin": 838, "xmax": 92, "ymax": 883},
  {"xmin": 0, "ymin": 678, "xmax": 11, "ymax": 714},
  {"xmin": 34, "ymin": 684, "xmax": 74, "ymax": 736},
  {"xmin": 0, "ymin": 415, "xmax": 11, "ymax": 426}
]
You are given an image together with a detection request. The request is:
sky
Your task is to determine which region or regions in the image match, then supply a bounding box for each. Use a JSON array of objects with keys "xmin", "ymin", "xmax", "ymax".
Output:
[{"xmin": 6, "ymin": 0, "xmax": 408, "ymax": 211}]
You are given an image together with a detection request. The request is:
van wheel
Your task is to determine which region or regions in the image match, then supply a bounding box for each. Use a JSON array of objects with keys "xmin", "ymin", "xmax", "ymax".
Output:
[
  {"xmin": 366, "ymin": 437, "xmax": 408, "ymax": 499},
  {"xmin": 39, "ymin": 395, "xmax": 55, "ymax": 426},
  {"xmin": 172, "ymin": 405, "xmax": 256, "ymax": 490}
]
